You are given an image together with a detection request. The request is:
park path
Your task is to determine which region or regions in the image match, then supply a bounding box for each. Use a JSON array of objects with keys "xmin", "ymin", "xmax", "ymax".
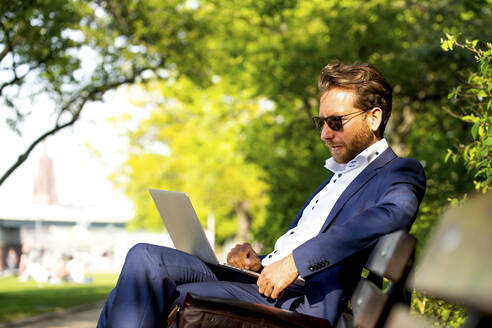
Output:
[{"xmin": 1, "ymin": 302, "xmax": 104, "ymax": 328}]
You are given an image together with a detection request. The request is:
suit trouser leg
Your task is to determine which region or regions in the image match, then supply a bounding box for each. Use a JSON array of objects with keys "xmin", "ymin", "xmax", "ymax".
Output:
[{"xmin": 97, "ymin": 243, "xmax": 220, "ymax": 328}]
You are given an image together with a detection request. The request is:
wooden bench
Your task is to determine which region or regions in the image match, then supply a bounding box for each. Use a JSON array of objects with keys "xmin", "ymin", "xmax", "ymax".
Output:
[
  {"xmin": 168, "ymin": 229, "xmax": 417, "ymax": 328},
  {"xmin": 385, "ymin": 192, "xmax": 492, "ymax": 328}
]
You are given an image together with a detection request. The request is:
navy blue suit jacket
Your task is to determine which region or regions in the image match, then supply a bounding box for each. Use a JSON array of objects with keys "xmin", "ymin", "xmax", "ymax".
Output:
[{"xmin": 288, "ymin": 147, "xmax": 426, "ymax": 322}]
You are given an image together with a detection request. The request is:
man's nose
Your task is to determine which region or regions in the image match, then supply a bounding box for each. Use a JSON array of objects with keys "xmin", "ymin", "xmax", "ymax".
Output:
[{"xmin": 320, "ymin": 122, "xmax": 335, "ymax": 140}]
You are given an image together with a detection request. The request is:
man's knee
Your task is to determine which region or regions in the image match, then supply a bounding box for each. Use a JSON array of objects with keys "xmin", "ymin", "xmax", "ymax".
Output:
[
  {"xmin": 125, "ymin": 243, "xmax": 175, "ymax": 268},
  {"xmin": 127, "ymin": 243, "xmax": 150, "ymax": 258},
  {"xmin": 125, "ymin": 243, "xmax": 160, "ymax": 267}
]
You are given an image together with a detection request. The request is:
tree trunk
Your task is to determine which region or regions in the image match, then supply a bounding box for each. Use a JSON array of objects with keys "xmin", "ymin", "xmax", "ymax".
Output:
[{"xmin": 235, "ymin": 201, "xmax": 251, "ymax": 242}]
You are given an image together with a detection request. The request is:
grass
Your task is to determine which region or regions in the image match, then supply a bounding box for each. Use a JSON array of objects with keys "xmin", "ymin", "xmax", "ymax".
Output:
[{"xmin": 0, "ymin": 273, "xmax": 118, "ymax": 323}]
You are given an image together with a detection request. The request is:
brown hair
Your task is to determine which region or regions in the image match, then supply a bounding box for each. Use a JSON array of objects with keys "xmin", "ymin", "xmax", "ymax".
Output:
[{"xmin": 318, "ymin": 62, "xmax": 392, "ymax": 137}]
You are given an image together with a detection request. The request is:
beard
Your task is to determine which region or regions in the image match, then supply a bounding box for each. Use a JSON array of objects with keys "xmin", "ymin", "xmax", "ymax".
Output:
[{"xmin": 332, "ymin": 122, "xmax": 375, "ymax": 164}]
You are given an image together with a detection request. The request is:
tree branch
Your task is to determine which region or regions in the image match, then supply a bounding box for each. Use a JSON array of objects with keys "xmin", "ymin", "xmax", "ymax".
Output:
[
  {"xmin": 0, "ymin": 52, "xmax": 52, "ymax": 98},
  {"xmin": 0, "ymin": 63, "xmax": 162, "ymax": 186},
  {"xmin": 0, "ymin": 20, "xmax": 24, "ymax": 63},
  {"xmin": 0, "ymin": 116, "xmax": 78, "ymax": 186},
  {"xmin": 0, "ymin": 70, "xmax": 30, "ymax": 97},
  {"xmin": 302, "ymin": 97, "xmax": 314, "ymax": 121}
]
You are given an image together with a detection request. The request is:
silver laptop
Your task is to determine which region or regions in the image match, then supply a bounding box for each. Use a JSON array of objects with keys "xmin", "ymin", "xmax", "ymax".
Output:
[
  {"xmin": 149, "ymin": 188, "xmax": 260, "ymax": 278},
  {"xmin": 149, "ymin": 188, "xmax": 305, "ymax": 289}
]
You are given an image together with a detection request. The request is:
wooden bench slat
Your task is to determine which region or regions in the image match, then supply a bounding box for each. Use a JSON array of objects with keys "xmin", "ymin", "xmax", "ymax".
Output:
[
  {"xmin": 383, "ymin": 304, "xmax": 433, "ymax": 328},
  {"xmin": 335, "ymin": 312, "xmax": 354, "ymax": 328},
  {"xmin": 365, "ymin": 230, "xmax": 416, "ymax": 282},
  {"xmin": 410, "ymin": 193, "xmax": 492, "ymax": 316},
  {"xmin": 351, "ymin": 279, "xmax": 388, "ymax": 328}
]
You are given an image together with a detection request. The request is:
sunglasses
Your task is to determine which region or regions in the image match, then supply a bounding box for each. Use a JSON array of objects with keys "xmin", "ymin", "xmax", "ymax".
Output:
[{"xmin": 312, "ymin": 110, "xmax": 366, "ymax": 131}]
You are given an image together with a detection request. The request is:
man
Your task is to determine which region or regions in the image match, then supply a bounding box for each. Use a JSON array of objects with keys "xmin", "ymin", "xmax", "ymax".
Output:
[{"xmin": 97, "ymin": 62, "xmax": 426, "ymax": 327}]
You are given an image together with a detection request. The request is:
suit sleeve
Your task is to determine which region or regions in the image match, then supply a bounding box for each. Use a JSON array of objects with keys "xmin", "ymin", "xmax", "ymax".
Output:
[{"xmin": 292, "ymin": 158, "xmax": 426, "ymax": 279}]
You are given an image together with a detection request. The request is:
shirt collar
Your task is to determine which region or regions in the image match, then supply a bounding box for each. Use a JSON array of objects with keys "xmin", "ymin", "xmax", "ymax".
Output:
[{"xmin": 324, "ymin": 138, "xmax": 389, "ymax": 173}]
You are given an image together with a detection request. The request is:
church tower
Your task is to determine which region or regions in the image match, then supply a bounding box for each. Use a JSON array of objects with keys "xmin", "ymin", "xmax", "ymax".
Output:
[{"xmin": 33, "ymin": 144, "xmax": 59, "ymax": 206}]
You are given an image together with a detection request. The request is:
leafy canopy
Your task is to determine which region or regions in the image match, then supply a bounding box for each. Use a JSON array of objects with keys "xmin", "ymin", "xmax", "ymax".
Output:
[
  {"xmin": 112, "ymin": 78, "xmax": 268, "ymax": 244},
  {"xmin": 442, "ymin": 35, "xmax": 492, "ymax": 193}
]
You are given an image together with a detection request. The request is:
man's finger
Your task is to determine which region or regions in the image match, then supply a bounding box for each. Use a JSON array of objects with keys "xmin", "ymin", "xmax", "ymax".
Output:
[
  {"xmin": 257, "ymin": 277, "xmax": 265, "ymax": 294},
  {"xmin": 271, "ymin": 285, "xmax": 283, "ymax": 299},
  {"xmin": 241, "ymin": 253, "xmax": 253, "ymax": 269},
  {"xmin": 263, "ymin": 283, "xmax": 274, "ymax": 298},
  {"xmin": 258, "ymin": 279, "xmax": 268, "ymax": 297}
]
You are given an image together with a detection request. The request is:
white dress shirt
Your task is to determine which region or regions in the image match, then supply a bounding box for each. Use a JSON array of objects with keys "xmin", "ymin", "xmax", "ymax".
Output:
[{"xmin": 261, "ymin": 139, "xmax": 389, "ymax": 267}]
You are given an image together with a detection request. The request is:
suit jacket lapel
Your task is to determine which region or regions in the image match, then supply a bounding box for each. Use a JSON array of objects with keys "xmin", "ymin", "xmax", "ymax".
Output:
[{"xmin": 319, "ymin": 147, "xmax": 397, "ymax": 232}]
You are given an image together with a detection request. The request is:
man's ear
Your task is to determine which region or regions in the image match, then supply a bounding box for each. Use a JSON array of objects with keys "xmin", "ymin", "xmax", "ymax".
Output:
[{"xmin": 367, "ymin": 107, "xmax": 383, "ymax": 134}]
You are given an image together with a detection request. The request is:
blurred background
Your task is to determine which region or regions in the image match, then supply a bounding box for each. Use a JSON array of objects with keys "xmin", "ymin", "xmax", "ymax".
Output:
[{"xmin": 0, "ymin": 0, "xmax": 490, "ymax": 326}]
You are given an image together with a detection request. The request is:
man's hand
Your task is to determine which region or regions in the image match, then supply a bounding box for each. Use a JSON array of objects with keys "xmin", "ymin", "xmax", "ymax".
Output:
[
  {"xmin": 226, "ymin": 243, "xmax": 262, "ymax": 272},
  {"xmin": 257, "ymin": 254, "xmax": 298, "ymax": 299}
]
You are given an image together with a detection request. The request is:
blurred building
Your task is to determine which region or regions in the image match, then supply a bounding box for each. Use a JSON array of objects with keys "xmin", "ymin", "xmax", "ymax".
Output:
[
  {"xmin": 0, "ymin": 148, "xmax": 137, "ymax": 272},
  {"xmin": 0, "ymin": 147, "xmax": 217, "ymax": 273}
]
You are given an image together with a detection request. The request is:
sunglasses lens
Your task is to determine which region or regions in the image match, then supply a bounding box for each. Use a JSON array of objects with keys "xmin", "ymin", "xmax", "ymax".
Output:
[
  {"xmin": 312, "ymin": 116, "xmax": 343, "ymax": 131},
  {"xmin": 327, "ymin": 117, "xmax": 342, "ymax": 131},
  {"xmin": 312, "ymin": 117, "xmax": 324, "ymax": 130}
]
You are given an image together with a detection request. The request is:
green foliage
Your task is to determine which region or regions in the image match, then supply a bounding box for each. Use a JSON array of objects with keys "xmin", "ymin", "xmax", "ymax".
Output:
[
  {"xmin": 108, "ymin": 1, "xmax": 487, "ymax": 256},
  {"xmin": 206, "ymin": 0, "xmax": 423, "ymax": 249},
  {"xmin": 207, "ymin": 0, "xmax": 487, "ymax": 251},
  {"xmin": 0, "ymin": 0, "xmax": 92, "ymax": 132},
  {"xmin": 111, "ymin": 78, "xmax": 268, "ymax": 244},
  {"xmin": 411, "ymin": 292, "xmax": 468, "ymax": 327},
  {"xmin": 407, "ymin": 97, "xmax": 474, "ymax": 254},
  {"xmin": 408, "ymin": 34, "xmax": 491, "ymax": 328},
  {"xmin": 441, "ymin": 35, "xmax": 492, "ymax": 193}
]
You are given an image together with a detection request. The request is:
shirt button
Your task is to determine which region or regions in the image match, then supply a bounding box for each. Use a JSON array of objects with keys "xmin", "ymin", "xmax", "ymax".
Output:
[
  {"xmin": 338, "ymin": 173, "xmax": 342, "ymax": 177},
  {"xmin": 312, "ymin": 206, "xmax": 315, "ymax": 210},
  {"xmin": 333, "ymin": 179, "xmax": 337, "ymax": 183},
  {"xmin": 376, "ymin": 152, "xmax": 379, "ymax": 155},
  {"xmin": 290, "ymin": 231, "xmax": 295, "ymax": 235}
]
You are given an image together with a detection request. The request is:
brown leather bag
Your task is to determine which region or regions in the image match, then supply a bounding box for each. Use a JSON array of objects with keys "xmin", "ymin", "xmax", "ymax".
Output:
[{"xmin": 168, "ymin": 293, "xmax": 332, "ymax": 328}]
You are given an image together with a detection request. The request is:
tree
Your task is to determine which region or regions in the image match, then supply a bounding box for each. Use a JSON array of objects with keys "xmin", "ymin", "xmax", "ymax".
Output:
[
  {"xmin": 111, "ymin": 78, "xmax": 268, "ymax": 244},
  {"xmin": 199, "ymin": 0, "xmax": 421, "ymax": 248},
  {"xmin": 196, "ymin": 0, "xmax": 487, "ymax": 249},
  {"xmin": 0, "ymin": 0, "xmax": 212, "ymax": 185},
  {"xmin": 105, "ymin": 0, "xmax": 488, "ymax": 250}
]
